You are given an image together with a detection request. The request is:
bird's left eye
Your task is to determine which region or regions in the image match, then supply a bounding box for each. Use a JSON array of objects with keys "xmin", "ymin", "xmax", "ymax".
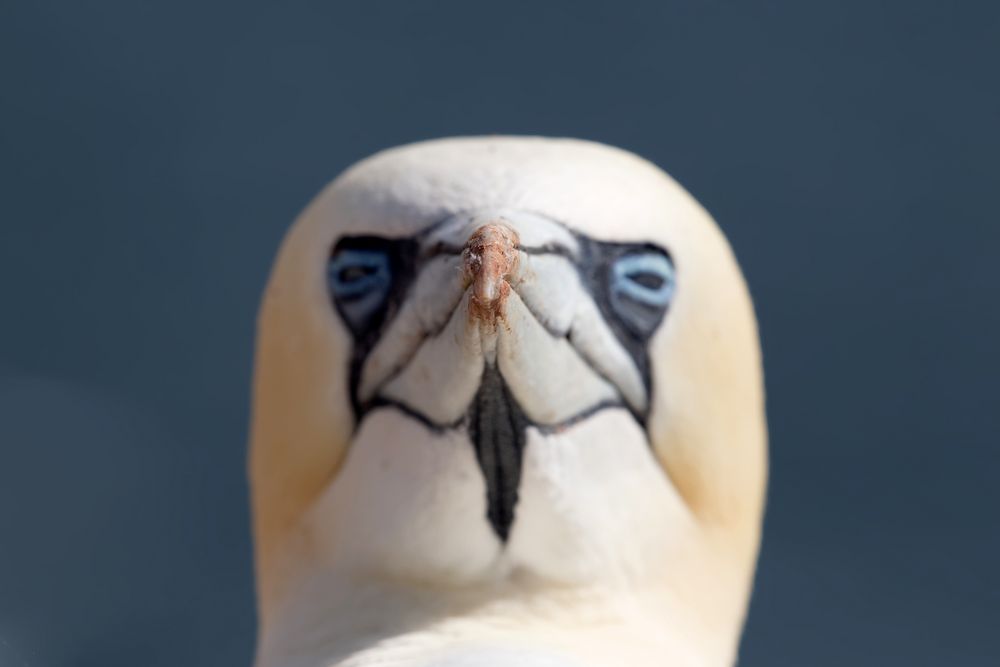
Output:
[
  {"xmin": 328, "ymin": 247, "xmax": 393, "ymax": 335},
  {"xmin": 608, "ymin": 251, "xmax": 675, "ymax": 338}
]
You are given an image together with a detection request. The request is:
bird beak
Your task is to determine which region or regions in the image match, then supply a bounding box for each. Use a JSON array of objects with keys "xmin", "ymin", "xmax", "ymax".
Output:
[
  {"xmin": 356, "ymin": 211, "xmax": 648, "ymax": 541},
  {"xmin": 463, "ymin": 222, "xmax": 520, "ymax": 327},
  {"xmin": 461, "ymin": 222, "xmax": 528, "ymax": 540}
]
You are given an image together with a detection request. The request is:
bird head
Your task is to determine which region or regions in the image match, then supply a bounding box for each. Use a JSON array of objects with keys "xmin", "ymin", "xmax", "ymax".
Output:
[{"xmin": 249, "ymin": 137, "xmax": 766, "ymax": 665}]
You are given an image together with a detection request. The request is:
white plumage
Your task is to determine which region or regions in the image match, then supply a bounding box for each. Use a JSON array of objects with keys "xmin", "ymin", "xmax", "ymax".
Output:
[{"xmin": 249, "ymin": 137, "xmax": 766, "ymax": 667}]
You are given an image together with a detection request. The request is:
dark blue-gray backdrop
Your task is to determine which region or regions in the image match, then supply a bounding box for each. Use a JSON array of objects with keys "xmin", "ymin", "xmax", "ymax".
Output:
[{"xmin": 1, "ymin": 1, "xmax": 997, "ymax": 666}]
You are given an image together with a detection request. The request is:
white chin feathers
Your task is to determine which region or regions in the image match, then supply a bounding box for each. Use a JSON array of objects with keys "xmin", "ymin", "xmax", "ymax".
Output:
[{"xmin": 308, "ymin": 407, "xmax": 686, "ymax": 584}]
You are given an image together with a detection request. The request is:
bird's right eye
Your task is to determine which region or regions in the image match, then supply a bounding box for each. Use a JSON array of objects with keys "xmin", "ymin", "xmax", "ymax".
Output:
[{"xmin": 328, "ymin": 247, "xmax": 393, "ymax": 335}]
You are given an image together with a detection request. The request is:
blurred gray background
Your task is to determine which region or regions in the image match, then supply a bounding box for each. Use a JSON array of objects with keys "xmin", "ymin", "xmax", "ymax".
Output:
[{"xmin": 1, "ymin": 1, "xmax": 997, "ymax": 666}]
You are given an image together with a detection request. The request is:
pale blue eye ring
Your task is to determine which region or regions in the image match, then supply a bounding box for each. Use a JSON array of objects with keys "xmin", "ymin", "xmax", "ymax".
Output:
[
  {"xmin": 328, "ymin": 249, "xmax": 391, "ymax": 299},
  {"xmin": 610, "ymin": 253, "xmax": 675, "ymax": 306}
]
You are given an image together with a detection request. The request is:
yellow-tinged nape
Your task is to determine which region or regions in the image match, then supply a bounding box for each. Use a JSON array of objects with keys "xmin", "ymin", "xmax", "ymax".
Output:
[{"xmin": 248, "ymin": 136, "xmax": 766, "ymax": 667}]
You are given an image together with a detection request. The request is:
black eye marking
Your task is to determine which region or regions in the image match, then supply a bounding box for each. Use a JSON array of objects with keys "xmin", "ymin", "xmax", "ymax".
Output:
[
  {"xmin": 328, "ymin": 235, "xmax": 419, "ymax": 418},
  {"xmin": 328, "ymin": 225, "xmax": 677, "ymax": 433},
  {"xmin": 577, "ymin": 239, "xmax": 676, "ymax": 422}
]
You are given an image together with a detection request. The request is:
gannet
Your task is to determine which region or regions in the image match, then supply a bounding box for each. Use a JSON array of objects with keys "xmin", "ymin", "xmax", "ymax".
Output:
[{"xmin": 249, "ymin": 137, "xmax": 767, "ymax": 667}]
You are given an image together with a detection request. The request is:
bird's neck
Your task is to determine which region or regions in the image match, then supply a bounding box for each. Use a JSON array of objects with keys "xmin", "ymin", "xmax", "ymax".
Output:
[{"xmin": 254, "ymin": 564, "xmax": 734, "ymax": 667}]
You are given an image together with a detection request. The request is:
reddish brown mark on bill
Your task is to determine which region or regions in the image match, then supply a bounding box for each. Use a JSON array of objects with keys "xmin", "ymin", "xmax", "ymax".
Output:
[{"xmin": 463, "ymin": 222, "xmax": 520, "ymax": 327}]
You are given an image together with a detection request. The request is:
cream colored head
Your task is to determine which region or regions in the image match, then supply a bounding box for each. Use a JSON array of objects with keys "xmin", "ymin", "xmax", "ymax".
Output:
[{"xmin": 249, "ymin": 137, "xmax": 766, "ymax": 667}]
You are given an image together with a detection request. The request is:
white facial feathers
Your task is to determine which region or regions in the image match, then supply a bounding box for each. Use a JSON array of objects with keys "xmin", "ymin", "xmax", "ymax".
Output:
[{"xmin": 357, "ymin": 210, "xmax": 649, "ymax": 427}]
